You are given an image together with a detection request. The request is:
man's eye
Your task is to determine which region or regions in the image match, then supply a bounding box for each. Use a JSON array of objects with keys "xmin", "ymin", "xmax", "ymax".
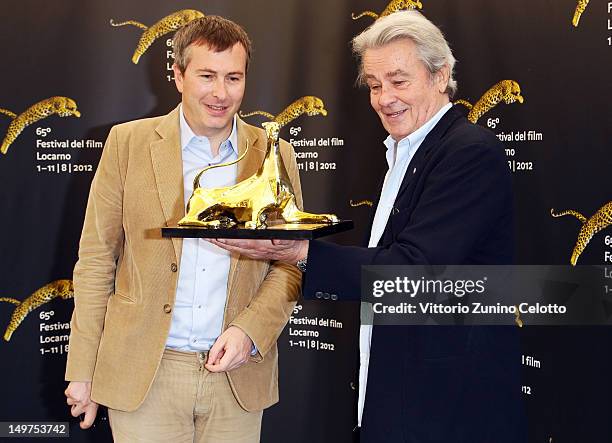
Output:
[
  {"xmin": 228, "ymin": 77, "xmax": 241, "ymax": 82},
  {"xmin": 393, "ymin": 81, "xmax": 407, "ymax": 87},
  {"xmin": 369, "ymin": 84, "xmax": 381, "ymax": 91},
  {"xmin": 201, "ymin": 75, "xmax": 213, "ymax": 80}
]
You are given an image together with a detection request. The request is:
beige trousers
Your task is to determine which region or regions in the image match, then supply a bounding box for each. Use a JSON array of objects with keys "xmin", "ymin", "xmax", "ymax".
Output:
[{"xmin": 108, "ymin": 348, "xmax": 262, "ymax": 443}]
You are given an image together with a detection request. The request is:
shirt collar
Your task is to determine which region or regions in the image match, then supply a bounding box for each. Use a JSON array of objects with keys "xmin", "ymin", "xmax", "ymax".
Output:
[
  {"xmin": 383, "ymin": 102, "xmax": 453, "ymax": 166},
  {"xmin": 179, "ymin": 104, "xmax": 239, "ymax": 156}
]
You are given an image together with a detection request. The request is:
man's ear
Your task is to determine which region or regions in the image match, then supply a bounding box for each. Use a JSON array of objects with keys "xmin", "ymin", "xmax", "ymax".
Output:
[
  {"xmin": 436, "ymin": 65, "xmax": 450, "ymax": 94},
  {"xmin": 173, "ymin": 63, "xmax": 184, "ymax": 94}
]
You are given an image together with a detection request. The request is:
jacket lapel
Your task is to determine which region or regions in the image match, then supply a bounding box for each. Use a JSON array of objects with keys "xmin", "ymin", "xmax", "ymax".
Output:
[
  {"xmin": 150, "ymin": 106, "xmax": 184, "ymax": 260},
  {"xmin": 394, "ymin": 105, "xmax": 463, "ymax": 202},
  {"xmin": 378, "ymin": 105, "xmax": 464, "ymax": 247}
]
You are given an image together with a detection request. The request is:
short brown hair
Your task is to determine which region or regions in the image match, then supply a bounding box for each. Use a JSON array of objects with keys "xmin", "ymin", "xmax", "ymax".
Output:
[{"xmin": 173, "ymin": 15, "xmax": 252, "ymax": 73}]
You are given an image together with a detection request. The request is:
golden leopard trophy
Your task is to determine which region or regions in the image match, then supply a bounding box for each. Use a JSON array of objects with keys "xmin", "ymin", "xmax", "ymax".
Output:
[{"xmin": 178, "ymin": 97, "xmax": 338, "ymax": 229}]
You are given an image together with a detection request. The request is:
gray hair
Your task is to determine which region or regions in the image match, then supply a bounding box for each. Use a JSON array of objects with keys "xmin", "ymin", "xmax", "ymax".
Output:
[{"xmin": 352, "ymin": 11, "xmax": 457, "ymax": 98}]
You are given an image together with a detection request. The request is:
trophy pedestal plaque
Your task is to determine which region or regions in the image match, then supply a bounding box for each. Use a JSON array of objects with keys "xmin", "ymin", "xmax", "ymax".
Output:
[{"xmin": 162, "ymin": 220, "xmax": 353, "ymax": 240}]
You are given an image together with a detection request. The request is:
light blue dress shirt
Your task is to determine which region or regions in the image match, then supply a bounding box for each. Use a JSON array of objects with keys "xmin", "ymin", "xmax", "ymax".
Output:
[
  {"xmin": 358, "ymin": 103, "xmax": 453, "ymax": 426},
  {"xmin": 165, "ymin": 107, "xmax": 239, "ymax": 351}
]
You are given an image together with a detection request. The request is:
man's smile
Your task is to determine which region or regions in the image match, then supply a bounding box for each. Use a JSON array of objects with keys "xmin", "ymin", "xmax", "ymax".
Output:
[
  {"xmin": 383, "ymin": 109, "xmax": 407, "ymax": 118},
  {"xmin": 205, "ymin": 103, "xmax": 229, "ymax": 114}
]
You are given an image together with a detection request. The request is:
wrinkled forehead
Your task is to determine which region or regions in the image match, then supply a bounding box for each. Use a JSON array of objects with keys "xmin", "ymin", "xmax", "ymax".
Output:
[{"xmin": 362, "ymin": 43, "xmax": 427, "ymax": 80}]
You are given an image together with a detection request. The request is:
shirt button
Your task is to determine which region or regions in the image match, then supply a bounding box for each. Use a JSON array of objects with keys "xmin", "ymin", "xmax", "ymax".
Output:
[
  {"xmin": 163, "ymin": 304, "xmax": 172, "ymax": 313},
  {"xmin": 170, "ymin": 263, "xmax": 178, "ymax": 272}
]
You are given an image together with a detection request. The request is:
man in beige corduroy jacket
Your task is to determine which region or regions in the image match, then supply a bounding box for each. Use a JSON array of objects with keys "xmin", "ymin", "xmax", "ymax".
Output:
[{"xmin": 64, "ymin": 16, "xmax": 301, "ymax": 443}]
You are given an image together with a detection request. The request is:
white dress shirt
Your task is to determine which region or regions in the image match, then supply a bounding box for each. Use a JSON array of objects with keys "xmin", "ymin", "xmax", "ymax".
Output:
[
  {"xmin": 165, "ymin": 107, "xmax": 239, "ymax": 351},
  {"xmin": 358, "ymin": 103, "xmax": 452, "ymax": 426}
]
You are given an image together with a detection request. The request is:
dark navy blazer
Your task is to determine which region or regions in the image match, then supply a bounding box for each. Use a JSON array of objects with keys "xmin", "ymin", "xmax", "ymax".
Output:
[{"xmin": 303, "ymin": 105, "xmax": 526, "ymax": 443}]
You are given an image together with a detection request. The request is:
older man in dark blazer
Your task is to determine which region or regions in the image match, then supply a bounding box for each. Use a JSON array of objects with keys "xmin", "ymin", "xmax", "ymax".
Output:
[{"xmin": 213, "ymin": 10, "xmax": 525, "ymax": 443}]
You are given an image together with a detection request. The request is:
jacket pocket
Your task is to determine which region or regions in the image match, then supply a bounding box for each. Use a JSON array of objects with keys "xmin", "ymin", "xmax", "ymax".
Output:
[{"xmin": 112, "ymin": 291, "xmax": 136, "ymax": 304}]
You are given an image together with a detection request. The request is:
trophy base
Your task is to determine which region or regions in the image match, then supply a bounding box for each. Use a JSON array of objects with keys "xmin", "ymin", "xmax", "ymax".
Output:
[{"xmin": 162, "ymin": 220, "xmax": 353, "ymax": 240}]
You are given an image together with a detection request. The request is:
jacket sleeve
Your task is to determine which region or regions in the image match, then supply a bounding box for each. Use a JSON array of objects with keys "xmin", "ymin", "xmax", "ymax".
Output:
[
  {"xmin": 303, "ymin": 141, "xmax": 512, "ymax": 301},
  {"xmin": 65, "ymin": 125, "xmax": 125, "ymax": 381},
  {"xmin": 229, "ymin": 138, "xmax": 302, "ymax": 359}
]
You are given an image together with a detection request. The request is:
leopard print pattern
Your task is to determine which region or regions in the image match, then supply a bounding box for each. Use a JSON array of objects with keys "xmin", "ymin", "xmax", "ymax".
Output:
[
  {"xmin": 239, "ymin": 96, "xmax": 328, "ymax": 129},
  {"xmin": 352, "ymin": 0, "xmax": 423, "ymax": 20},
  {"xmin": 111, "ymin": 9, "xmax": 205, "ymax": 64},
  {"xmin": 455, "ymin": 80, "xmax": 524, "ymax": 124},
  {"xmin": 572, "ymin": 0, "xmax": 590, "ymax": 27},
  {"xmin": 1, "ymin": 97, "xmax": 81, "ymax": 154},
  {"xmin": 1, "ymin": 280, "xmax": 73, "ymax": 341},
  {"xmin": 551, "ymin": 201, "xmax": 612, "ymax": 265}
]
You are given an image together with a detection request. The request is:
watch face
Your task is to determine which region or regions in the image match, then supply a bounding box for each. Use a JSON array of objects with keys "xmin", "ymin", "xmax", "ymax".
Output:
[{"xmin": 297, "ymin": 259, "xmax": 307, "ymax": 272}]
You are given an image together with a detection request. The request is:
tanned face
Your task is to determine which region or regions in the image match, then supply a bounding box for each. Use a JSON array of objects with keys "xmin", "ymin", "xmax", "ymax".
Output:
[
  {"xmin": 363, "ymin": 38, "xmax": 449, "ymax": 141},
  {"xmin": 173, "ymin": 42, "xmax": 247, "ymax": 143}
]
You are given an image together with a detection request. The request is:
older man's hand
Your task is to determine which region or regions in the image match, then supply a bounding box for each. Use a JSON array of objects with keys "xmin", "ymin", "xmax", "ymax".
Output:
[{"xmin": 209, "ymin": 238, "xmax": 308, "ymax": 264}]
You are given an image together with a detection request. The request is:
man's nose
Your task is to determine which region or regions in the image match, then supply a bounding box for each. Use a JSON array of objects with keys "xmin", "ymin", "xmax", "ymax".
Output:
[
  {"xmin": 378, "ymin": 85, "xmax": 396, "ymax": 107},
  {"xmin": 211, "ymin": 78, "xmax": 227, "ymax": 100}
]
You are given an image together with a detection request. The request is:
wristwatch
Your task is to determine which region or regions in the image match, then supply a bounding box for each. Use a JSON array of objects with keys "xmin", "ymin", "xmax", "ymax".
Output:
[{"xmin": 296, "ymin": 257, "xmax": 307, "ymax": 273}]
